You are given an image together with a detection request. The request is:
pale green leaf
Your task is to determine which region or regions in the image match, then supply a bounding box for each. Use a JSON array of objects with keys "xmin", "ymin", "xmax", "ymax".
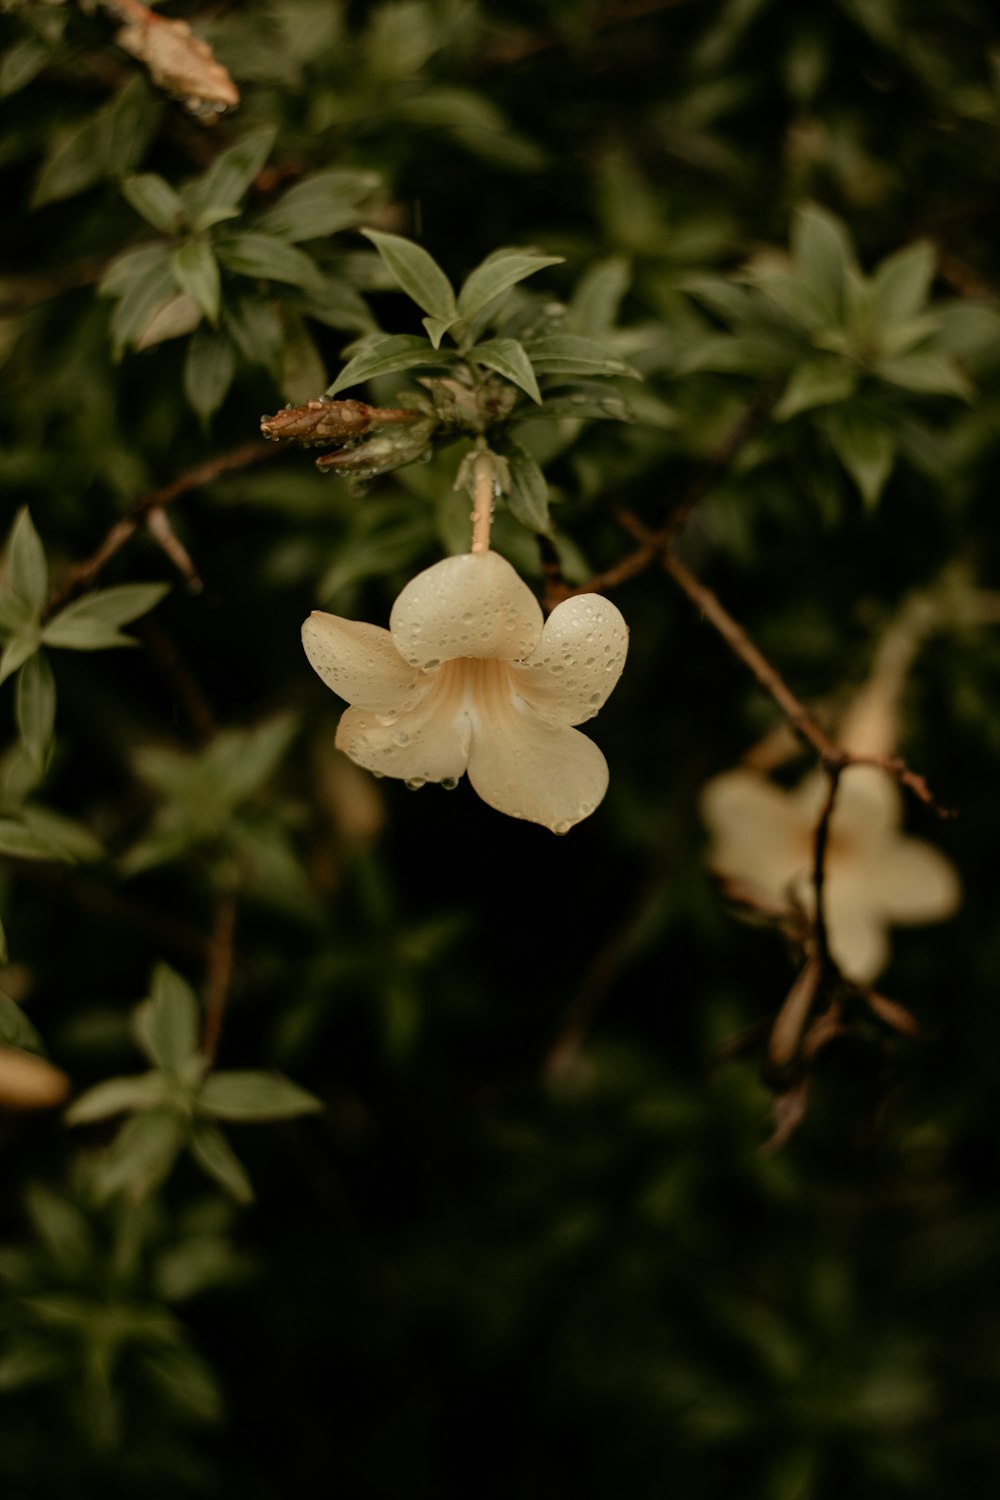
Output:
[
  {"xmin": 256, "ymin": 168, "xmax": 381, "ymax": 242},
  {"xmin": 326, "ymin": 334, "xmax": 444, "ymax": 396},
  {"xmin": 470, "ymin": 338, "xmax": 541, "ymax": 404},
  {"xmin": 871, "ymin": 241, "xmax": 936, "ymax": 326},
  {"xmin": 0, "ymin": 633, "xmax": 40, "ymax": 687},
  {"xmin": 171, "ymin": 240, "xmax": 221, "ymax": 325},
  {"xmin": 520, "ymin": 334, "xmax": 640, "ymax": 379},
  {"xmin": 92, "ymin": 1110, "xmax": 186, "ymax": 1202},
  {"xmin": 774, "ymin": 360, "xmax": 857, "ymax": 420},
  {"xmin": 198, "ymin": 1070, "xmax": 323, "ymax": 1121},
  {"xmin": 15, "ymin": 651, "xmax": 55, "ymax": 773},
  {"xmin": 789, "ymin": 203, "xmax": 857, "ymax": 313},
  {"xmin": 826, "ymin": 406, "xmax": 897, "ymax": 508},
  {"xmin": 6, "ymin": 509, "xmax": 47, "ymax": 611},
  {"xmin": 503, "ymin": 440, "xmax": 551, "ymax": 532},
  {"xmin": 186, "ymin": 125, "xmax": 276, "ymax": 216},
  {"xmin": 457, "ymin": 249, "xmax": 564, "ymax": 323},
  {"xmin": 874, "ymin": 352, "xmax": 972, "ymax": 400},
  {"xmin": 183, "ymin": 328, "xmax": 237, "ymax": 423},
  {"xmin": 360, "ymin": 229, "xmax": 456, "ymax": 319},
  {"xmin": 215, "ymin": 232, "xmax": 323, "ymax": 290},
  {"xmin": 0, "ymin": 817, "xmax": 69, "ymax": 862},
  {"xmin": 189, "ymin": 1122, "xmax": 254, "ymax": 1204},
  {"xmin": 66, "ymin": 1073, "xmax": 170, "ymax": 1125},
  {"xmin": 42, "ymin": 584, "xmax": 169, "ymax": 651},
  {"xmin": 134, "ymin": 964, "xmax": 201, "ymax": 1074},
  {"xmin": 422, "ymin": 314, "xmax": 458, "ymax": 348},
  {"xmin": 122, "ymin": 173, "xmax": 186, "ymax": 234}
]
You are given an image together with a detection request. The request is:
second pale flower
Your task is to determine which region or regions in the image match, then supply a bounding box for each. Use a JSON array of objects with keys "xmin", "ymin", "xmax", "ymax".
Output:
[{"xmin": 302, "ymin": 551, "xmax": 628, "ymax": 833}]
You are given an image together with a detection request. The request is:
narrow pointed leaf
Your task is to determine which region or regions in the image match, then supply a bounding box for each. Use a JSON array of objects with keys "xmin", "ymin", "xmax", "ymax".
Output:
[
  {"xmin": 457, "ymin": 250, "xmax": 564, "ymax": 322},
  {"xmin": 326, "ymin": 335, "xmax": 443, "ymax": 396},
  {"xmin": 503, "ymin": 440, "xmax": 551, "ymax": 531},
  {"xmin": 6, "ymin": 509, "xmax": 47, "ymax": 611},
  {"xmin": 171, "ymin": 240, "xmax": 221, "ymax": 325},
  {"xmin": 360, "ymin": 229, "xmax": 456, "ymax": 318},
  {"xmin": 15, "ymin": 651, "xmax": 56, "ymax": 773},
  {"xmin": 134, "ymin": 964, "xmax": 201, "ymax": 1074},
  {"xmin": 190, "ymin": 1122, "xmax": 254, "ymax": 1203},
  {"xmin": 198, "ymin": 1070, "xmax": 323, "ymax": 1121},
  {"xmin": 122, "ymin": 173, "xmax": 186, "ymax": 234},
  {"xmin": 470, "ymin": 338, "xmax": 541, "ymax": 404}
]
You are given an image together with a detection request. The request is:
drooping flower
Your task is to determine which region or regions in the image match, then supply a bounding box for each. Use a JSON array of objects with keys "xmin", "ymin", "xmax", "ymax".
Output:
[
  {"xmin": 302, "ymin": 550, "xmax": 628, "ymax": 833},
  {"xmin": 700, "ymin": 764, "xmax": 960, "ymax": 984}
]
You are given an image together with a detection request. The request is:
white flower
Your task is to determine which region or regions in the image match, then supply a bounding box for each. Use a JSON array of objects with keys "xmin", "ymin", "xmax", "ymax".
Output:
[
  {"xmin": 302, "ymin": 551, "xmax": 628, "ymax": 833},
  {"xmin": 700, "ymin": 764, "xmax": 960, "ymax": 984}
]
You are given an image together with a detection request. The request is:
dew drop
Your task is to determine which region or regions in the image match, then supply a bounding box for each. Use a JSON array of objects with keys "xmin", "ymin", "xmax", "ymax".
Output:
[
  {"xmin": 371, "ymin": 770, "xmax": 385, "ymax": 779},
  {"xmin": 552, "ymin": 819, "xmax": 571, "ymax": 835},
  {"xmin": 392, "ymin": 730, "xmax": 411, "ymax": 746},
  {"xmin": 423, "ymin": 657, "xmax": 440, "ymax": 670},
  {"xmin": 588, "ymin": 691, "xmax": 602, "ymax": 705},
  {"xmin": 441, "ymin": 776, "xmax": 459, "ymax": 791},
  {"xmin": 405, "ymin": 778, "xmax": 425, "ymax": 791}
]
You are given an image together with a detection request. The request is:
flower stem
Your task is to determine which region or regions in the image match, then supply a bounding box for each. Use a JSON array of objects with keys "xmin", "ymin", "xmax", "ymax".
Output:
[{"xmin": 470, "ymin": 452, "xmax": 495, "ymax": 554}]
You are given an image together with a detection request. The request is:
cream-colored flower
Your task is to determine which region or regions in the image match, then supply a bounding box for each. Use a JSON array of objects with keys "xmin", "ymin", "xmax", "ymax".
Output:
[
  {"xmin": 700, "ymin": 764, "xmax": 960, "ymax": 984},
  {"xmin": 302, "ymin": 550, "xmax": 628, "ymax": 833},
  {"xmin": 0, "ymin": 1045, "xmax": 70, "ymax": 1112}
]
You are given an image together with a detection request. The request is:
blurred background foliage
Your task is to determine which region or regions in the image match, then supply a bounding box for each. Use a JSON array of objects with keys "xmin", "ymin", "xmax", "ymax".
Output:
[{"xmin": 2, "ymin": 0, "xmax": 1000, "ymax": 1496}]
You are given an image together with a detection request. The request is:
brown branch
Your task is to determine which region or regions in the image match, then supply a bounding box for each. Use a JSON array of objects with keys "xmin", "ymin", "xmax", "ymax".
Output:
[
  {"xmin": 44, "ymin": 441, "xmax": 279, "ymax": 620},
  {"xmin": 811, "ymin": 763, "xmax": 844, "ymax": 969},
  {"xmin": 202, "ymin": 890, "xmax": 236, "ymax": 1068},
  {"xmin": 550, "ymin": 389, "xmax": 776, "ymax": 610}
]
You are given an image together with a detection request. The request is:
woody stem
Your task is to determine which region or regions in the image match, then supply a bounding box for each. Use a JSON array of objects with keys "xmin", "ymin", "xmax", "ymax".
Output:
[{"xmin": 470, "ymin": 453, "xmax": 495, "ymax": 555}]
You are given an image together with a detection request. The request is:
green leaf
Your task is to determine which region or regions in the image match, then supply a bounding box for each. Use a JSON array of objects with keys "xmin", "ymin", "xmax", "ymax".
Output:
[
  {"xmin": 520, "ymin": 334, "xmax": 640, "ymax": 379},
  {"xmin": 186, "ymin": 125, "xmax": 276, "ymax": 216},
  {"xmin": 6, "ymin": 508, "xmax": 47, "ymax": 612},
  {"xmin": 457, "ymin": 249, "xmax": 564, "ymax": 323},
  {"xmin": 92, "ymin": 1110, "xmax": 186, "ymax": 1202},
  {"xmin": 134, "ymin": 964, "xmax": 201, "ymax": 1074},
  {"xmin": 0, "ymin": 588, "xmax": 33, "ymax": 634},
  {"xmin": 171, "ymin": 240, "xmax": 221, "ymax": 325},
  {"xmin": 0, "ymin": 37, "xmax": 50, "ymax": 99},
  {"xmin": 789, "ymin": 203, "xmax": 857, "ymax": 313},
  {"xmin": 134, "ymin": 291, "xmax": 203, "ymax": 352},
  {"xmin": 189, "ymin": 1122, "xmax": 254, "ymax": 1204},
  {"xmin": 469, "ymin": 338, "xmax": 541, "ymax": 404},
  {"xmin": 0, "ymin": 633, "xmax": 40, "ymax": 687},
  {"xmin": 566, "ymin": 256, "xmax": 631, "ymax": 338},
  {"xmin": 503, "ymin": 440, "xmax": 551, "ymax": 532},
  {"xmin": 773, "ymin": 360, "xmax": 857, "ymax": 420},
  {"xmin": 107, "ymin": 256, "xmax": 178, "ymax": 358},
  {"xmin": 122, "ymin": 173, "xmax": 186, "ymax": 234},
  {"xmin": 256, "ymin": 168, "xmax": 381, "ymax": 242},
  {"xmin": 42, "ymin": 584, "xmax": 169, "ymax": 651},
  {"xmin": 0, "ymin": 817, "xmax": 69, "ymax": 862},
  {"xmin": 326, "ymin": 334, "xmax": 444, "ymax": 396},
  {"xmin": 66, "ymin": 1073, "xmax": 170, "ymax": 1125},
  {"xmin": 183, "ymin": 328, "xmax": 237, "ymax": 423},
  {"xmin": 32, "ymin": 76, "xmax": 159, "ymax": 207},
  {"xmin": 198, "ymin": 1070, "xmax": 323, "ymax": 1122},
  {"xmin": 19, "ymin": 806, "xmax": 103, "ymax": 864},
  {"xmin": 826, "ymin": 406, "xmax": 897, "ymax": 508},
  {"xmin": 141, "ymin": 1345, "xmax": 225, "ymax": 1421},
  {"xmin": 15, "ymin": 651, "xmax": 55, "ymax": 774},
  {"xmin": 874, "ymin": 352, "xmax": 972, "ymax": 400},
  {"xmin": 215, "ymin": 232, "xmax": 323, "ymax": 290},
  {"xmin": 0, "ymin": 992, "xmax": 42, "ymax": 1051},
  {"xmin": 360, "ymin": 229, "xmax": 456, "ymax": 319},
  {"xmin": 871, "ymin": 241, "xmax": 936, "ymax": 326},
  {"xmin": 0, "ymin": 915, "xmax": 6, "ymax": 968},
  {"xmin": 422, "ymin": 314, "xmax": 458, "ymax": 349}
]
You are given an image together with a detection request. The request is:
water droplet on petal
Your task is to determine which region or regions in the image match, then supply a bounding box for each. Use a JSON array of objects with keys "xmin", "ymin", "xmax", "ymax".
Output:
[
  {"xmin": 552, "ymin": 819, "xmax": 571, "ymax": 835},
  {"xmin": 588, "ymin": 691, "xmax": 602, "ymax": 705},
  {"xmin": 423, "ymin": 657, "xmax": 440, "ymax": 670},
  {"xmin": 441, "ymin": 776, "xmax": 459, "ymax": 791},
  {"xmin": 405, "ymin": 778, "xmax": 425, "ymax": 791},
  {"xmin": 393, "ymin": 730, "xmax": 411, "ymax": 746},
  {"xmin": 371, "ymin": 770, "xmax": 385, "ymax": 779}
]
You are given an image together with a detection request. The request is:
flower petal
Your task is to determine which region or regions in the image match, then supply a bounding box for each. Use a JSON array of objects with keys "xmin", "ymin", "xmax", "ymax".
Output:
[
  {"xmin": 852, "ymin": 836, "xmax": 962, "ymax": 925},
  {"xmin": 512, "ymin": 594, "xmax": 628, "ymax": 725},
  {"xmin": 466, "ymin": 701, "xmax": 609, "ymax": 833},
  {"xmin": 302, "ymin": 613, "xmax": 428, "ymax": 713},
  {"xmin": 801, "ymin": 764, "xmax": 902, "ymax": 841},
  {"xmin": 822, "ymin": 891, "xmax": 891, "ymax": 984},
  {"xmin": 389, "ymin": 551, "xmax": 543, "ymax": 670},
  {"xmin": 700, "ymin": 770, "xmax": 811, "ymax": 904},
  {"xmin": 335, "ymin": 673, "xmax": 472, "ymax": 785}
]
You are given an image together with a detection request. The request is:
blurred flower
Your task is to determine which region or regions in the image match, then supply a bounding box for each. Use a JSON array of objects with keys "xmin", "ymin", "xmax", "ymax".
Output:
[
  {"xmin": 0, "ymin": 1046, "xmax": 70, "ymax": 1112},
  {"xmin": 701, "ymin": 764, "xmax": 960, "ymax": 984},
  {"xmin": 302, "ymin": 551, "xmax": 627, "ymax": 833}
]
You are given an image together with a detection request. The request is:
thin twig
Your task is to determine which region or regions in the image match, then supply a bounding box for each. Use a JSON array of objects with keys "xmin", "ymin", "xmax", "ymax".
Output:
[
  {"xmin": 811, "ymin": 764, "xmax": 843, "ymax": 969},
  {"xmin": 202, "ymin": 890, "xmax": 236, "ymax": 1068},
  {"xmin": 44, "ymin": 441, "xmax": 279, "ymax": 620}
]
